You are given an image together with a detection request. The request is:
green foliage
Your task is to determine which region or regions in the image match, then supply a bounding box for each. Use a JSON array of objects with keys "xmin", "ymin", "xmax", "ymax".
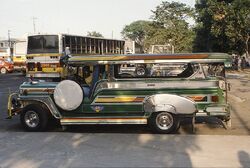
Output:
[
  {"xmin": 121, "ymin": 1, "xmax": 195, "ymax": 53},
  {"xmin": 194, "ymin": 0, "xmax": 250, "ymax": 56},
  {"xmin": 150, "ymin": 1, "xmax": 195, "ymax": 52},
  {"xmin": 87, "ymin": 31, "xmax": 104, "ymax": 38},
  {"xmin": 121, "ymin": 20, "xmax": 152, "ymax": 46}
]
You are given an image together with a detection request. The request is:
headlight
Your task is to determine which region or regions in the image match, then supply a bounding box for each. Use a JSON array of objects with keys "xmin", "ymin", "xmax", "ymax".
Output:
[{"xmin": 219, "ymin": 80, "xmax": 226, "ymax": 90}]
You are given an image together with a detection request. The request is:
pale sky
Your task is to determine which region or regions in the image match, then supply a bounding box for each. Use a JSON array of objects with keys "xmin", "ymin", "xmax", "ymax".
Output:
[{"xmin": 0, "ymin": 0, "xmax": 195, "ymax": 39}]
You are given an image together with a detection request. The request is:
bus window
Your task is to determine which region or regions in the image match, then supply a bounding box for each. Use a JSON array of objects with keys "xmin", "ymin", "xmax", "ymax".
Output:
[{"xmin": 27, "ymin": 35, "xmax": 58, "ymax": 54}]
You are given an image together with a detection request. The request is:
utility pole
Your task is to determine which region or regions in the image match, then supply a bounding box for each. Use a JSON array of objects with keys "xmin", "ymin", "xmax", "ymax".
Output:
[
  {"xmin": 32, "ymin": 17, "xmax": 37, "ymax": 34},
  {"xmin": 7, "ymin": 30, "xmax": 11, "ymax": 47}
]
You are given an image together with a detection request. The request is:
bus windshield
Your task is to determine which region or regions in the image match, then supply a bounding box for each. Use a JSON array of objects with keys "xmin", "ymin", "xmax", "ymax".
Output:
[{"xmin": 27, "ymin": 35, "xmax": 59, "ymax": 54}]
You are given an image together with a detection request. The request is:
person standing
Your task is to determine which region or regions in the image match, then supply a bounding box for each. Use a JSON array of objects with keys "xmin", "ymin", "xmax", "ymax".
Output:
[
  {"xmin": 241, "ymin": 57, "xmax": 247, "ymax": 70},
  {"xmin": 234, "ymin": 56, "xmax": 239, "ymax": 70}
]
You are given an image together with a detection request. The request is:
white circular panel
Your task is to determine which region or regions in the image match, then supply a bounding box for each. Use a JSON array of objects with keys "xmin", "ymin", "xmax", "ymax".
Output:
[{"xmin": 54, "ymin": 80, "xmax": 83, "ymax": 111}]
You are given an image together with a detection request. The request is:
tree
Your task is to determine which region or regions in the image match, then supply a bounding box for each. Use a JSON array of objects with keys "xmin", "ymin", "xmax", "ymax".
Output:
[
  {"xmin": 87, "ymin": 31, "xmax": 104, "ymax": 38},
  {"xmin": 150, "ymin": 1, "xmax": 195, "ymax": 52},
  {"xmin": 194, "ymin": 0, "xmax": 250, "ymax": 57},
  {"xmin": 225, "ymin": 0, "xmax": 250, "ymax": 57},
  {"xmin": 121, "ymin": 2, "xmax": 195, "ymax": 53},
  {"xmin": 121, "ymin": 20, "xmax": 153, "ymax": 47}
]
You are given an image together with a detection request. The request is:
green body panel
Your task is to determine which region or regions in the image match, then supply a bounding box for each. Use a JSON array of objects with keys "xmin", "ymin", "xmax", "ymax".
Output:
[{"xmin": 19, "ymin": 80, "xmax": 228, "ymax": 118}]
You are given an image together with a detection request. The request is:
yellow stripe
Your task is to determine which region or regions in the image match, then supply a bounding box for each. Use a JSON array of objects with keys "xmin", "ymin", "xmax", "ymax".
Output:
[
  {"xmin": 27, "ymin": 53, "xmax": 63, "ymax": 57},
  {"xmin": 70, "ymin": 56, "xmax": 126, "ymax": 61},
  {"xmin": 95, "ymin": 97, "xmax": 144, "ymax": 103},
  {"xmin": 27, "ymin": 67, "xmax": 63, "ymax": 73}
]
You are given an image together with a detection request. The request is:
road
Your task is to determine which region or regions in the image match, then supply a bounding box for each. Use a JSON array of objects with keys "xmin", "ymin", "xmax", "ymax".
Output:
[{"xmin": 0, "ymin": 72, "xmax": 250, "ymax": 167}]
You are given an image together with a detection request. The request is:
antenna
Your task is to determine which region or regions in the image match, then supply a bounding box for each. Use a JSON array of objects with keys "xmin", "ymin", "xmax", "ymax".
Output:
[{"xmin": 32, "ymin": 17, "xmax": 37, "ymax": 34}]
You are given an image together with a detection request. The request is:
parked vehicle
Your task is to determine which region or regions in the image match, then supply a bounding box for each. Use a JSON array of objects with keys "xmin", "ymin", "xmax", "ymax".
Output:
[
  {"xmin": 7, "ymin": 53, "xmax": 232, "ymax": 133},
  {"xmin": 0, "ymin": 58, "xmax": 14, "ymax": 74}
]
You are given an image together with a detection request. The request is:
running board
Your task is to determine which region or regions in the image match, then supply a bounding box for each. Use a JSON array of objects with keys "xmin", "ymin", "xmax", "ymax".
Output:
[{"xmin": 60, "ymin": 117, "xmax": 147, "ymax": 125}]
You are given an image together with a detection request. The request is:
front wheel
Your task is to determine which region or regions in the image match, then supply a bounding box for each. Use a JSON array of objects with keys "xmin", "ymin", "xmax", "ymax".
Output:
[
  {"xmin": 149, "ymin": 112, "xmax": 179, "ymax": 134},
  {"xmin": 20, "ymin": 104, "xmax": 49, "ymax": 131},
  {"xmin": 0, "ymin": 67, "xmax": 7, "ymax": 74}
]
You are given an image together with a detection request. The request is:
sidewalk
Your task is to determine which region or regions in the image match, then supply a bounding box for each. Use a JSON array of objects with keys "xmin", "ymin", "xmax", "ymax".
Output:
[{"xmin": 0, "ymin": 133, "xmax": 249, "ymax": 168}]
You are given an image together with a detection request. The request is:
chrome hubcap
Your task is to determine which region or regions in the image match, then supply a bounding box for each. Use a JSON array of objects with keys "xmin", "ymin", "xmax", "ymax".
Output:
[
  {"xmin": 156, "ymin": 112, "xmax": 174, "ymax": 130},
  {"xmin": 1, "ymin": 68, "xmax": 6, "ymax": 74},
  {"xmin": 24, "ymin": 111, "xmax": 39, "ymax": 128}
]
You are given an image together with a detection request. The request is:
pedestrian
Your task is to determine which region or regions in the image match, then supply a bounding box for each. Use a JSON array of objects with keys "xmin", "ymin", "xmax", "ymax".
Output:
[
  {"xmin": 234, "ymin": 56, "xmax": 239, "ymax": 70},
  {"xmin": 241, "ymin": 57, "xmax": 247, "ymax": 70},
  {"xmin": 238, "ymin": 56, "xmax": 241, "ymax": 70},
  {"xmin": 231, "ymin": 56, "xmax": 235, "ymax": 70}
]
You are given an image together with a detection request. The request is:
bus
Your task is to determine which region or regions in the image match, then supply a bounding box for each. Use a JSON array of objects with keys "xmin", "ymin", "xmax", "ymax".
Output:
[
  {"xmin": 8, "ymin": 53, "xmax": 232, "ymax": 133},
  {"xmin": 26, "ymin": 34, "xmax": 125, "ymax": 79}
]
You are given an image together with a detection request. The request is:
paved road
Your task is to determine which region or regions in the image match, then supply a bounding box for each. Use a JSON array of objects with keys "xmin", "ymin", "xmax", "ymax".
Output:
[
  {"xmin": 0, "ymin": 72, "xmax": 250, "ymax": 168},
  {"xmin": 0, "ymin": 133, "xmax": 250, "ymax": 168}
]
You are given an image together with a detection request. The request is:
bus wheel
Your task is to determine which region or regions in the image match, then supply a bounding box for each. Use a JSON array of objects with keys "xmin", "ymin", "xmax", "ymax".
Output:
[
  {"xmin": 149, "ymin": 112, "xmax": 179, "ymax": 134},
  {"xmin": 20, "ymin": 104, "xmax": 48, "ymax": 131},
  {"xmin": 0, "ymin": 68, "xmax": 7, "ymax": 74}
]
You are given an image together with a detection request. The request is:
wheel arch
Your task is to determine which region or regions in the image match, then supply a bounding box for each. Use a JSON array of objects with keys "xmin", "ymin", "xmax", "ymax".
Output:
[
  {"xmin": 21, "ymin": 97, "xmax": 61, "ymax": 119},
  {"xmin": 143, "ymin": 94, "xmax": 197, "ymax": 116}
]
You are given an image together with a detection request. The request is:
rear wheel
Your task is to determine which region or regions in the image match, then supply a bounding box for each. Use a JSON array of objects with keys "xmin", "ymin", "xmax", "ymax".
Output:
[
  {"xmin": 0, "ymin": 67, "xmax": 7, "ymax": 74},
  {"xmin": 149, "ymin": 112, "xmax": 179, "ymax": 134},
  {"xmin": 20, "ymin": 104, "xmax": 49, "ymax": 131}
]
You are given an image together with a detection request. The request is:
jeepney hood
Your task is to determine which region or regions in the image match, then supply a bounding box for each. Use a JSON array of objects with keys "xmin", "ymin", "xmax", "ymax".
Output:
[{"xmin": 20, "ymin": 81, "xmax": 58, "ymax": 95}]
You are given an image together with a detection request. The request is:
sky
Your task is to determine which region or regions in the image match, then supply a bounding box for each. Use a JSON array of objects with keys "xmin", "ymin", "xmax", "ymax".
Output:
[{"xmin": 0, "ymin": 0, "xmax": 195, "ymax": 40}]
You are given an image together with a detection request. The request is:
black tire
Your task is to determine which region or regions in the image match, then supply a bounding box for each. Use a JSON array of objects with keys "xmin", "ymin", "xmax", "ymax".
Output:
[
  {"xmin": 20, "ymin": 104, "xmax": 49, "ymax": 131},
  {"xmin": 135, "ymin": 66, "xmax": 147, "ymax": 77},
  {"xmin": 149, "ymin": 112, "xmax": 179, "ymax": 134}
]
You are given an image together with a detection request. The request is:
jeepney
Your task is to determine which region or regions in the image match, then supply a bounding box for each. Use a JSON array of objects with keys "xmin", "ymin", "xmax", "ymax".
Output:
[{"xmin": 7, "ymin": 53, "xmax": 231, "ymax": 133}]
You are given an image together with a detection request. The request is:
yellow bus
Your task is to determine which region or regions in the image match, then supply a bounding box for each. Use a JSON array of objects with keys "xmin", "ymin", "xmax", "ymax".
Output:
[{"xmin": 26, "ymin": 34, "xmax": 125, "ymax": 80}]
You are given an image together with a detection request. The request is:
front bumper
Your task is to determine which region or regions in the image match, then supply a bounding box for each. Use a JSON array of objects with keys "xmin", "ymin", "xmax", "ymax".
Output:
[
  {"xmin": 196, "ymin": 104, "xmax": 231, "ymax": 119},
  {"xmin": 7, "ymin": 93, "xmax": 22, "ymax": 118}
]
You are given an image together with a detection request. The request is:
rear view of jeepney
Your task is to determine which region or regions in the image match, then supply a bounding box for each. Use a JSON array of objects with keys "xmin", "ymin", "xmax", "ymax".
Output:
[{"xmin": 7, "ymin": 53, "xmax": 231, "ymax": 133}]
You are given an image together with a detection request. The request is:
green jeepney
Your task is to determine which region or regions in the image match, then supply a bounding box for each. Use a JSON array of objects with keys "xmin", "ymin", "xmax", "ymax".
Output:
[{"xmin": 8, "ymin": 53, "xmax": 231, "ymax": 133}]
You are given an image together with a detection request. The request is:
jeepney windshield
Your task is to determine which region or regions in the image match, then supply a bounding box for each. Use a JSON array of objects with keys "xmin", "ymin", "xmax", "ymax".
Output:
[
  {"xmin": 202, "ymin": 63, "xmax": 225, "ymax": 78},
  {"xmin": 114, "ymin": 63, "xmax": 199, "ymax": 78},
  {"xmin": 27, "ymin": 35, "xmax": 59, "ymax": 54}
]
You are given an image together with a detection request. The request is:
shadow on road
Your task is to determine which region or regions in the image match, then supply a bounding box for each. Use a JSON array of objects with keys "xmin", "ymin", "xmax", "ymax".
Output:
[{"xmin": 238, "ymin": 151, "xmax": 250, "ymax": 168}]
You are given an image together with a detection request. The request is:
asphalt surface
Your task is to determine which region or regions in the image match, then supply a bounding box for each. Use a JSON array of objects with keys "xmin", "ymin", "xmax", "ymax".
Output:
[{"xmin": 0, "ymin": 72, "xmax": 250, "ymax": 168}]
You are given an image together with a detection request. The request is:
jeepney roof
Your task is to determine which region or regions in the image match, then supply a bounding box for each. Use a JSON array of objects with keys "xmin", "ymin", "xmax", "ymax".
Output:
[{"xmin": 67, "ymin": 53, "xmax": 232, "ymax": 65}]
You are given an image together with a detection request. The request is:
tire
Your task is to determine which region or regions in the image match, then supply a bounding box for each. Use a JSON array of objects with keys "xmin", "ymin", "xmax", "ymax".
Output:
[
  {"xmin": 149, "ymin": 112, "xmax": 179, "ymax": 134},
  {"xmin": 0, "ymin": 67, "xmax": 7, "ymax": 74},
  {"xmin": 20, "ymin": 104, "xmax": 49, "ymax": 131},
  {"xmin": 135, "ymin": 66, "xmax": 146, "ymax": 77}
]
